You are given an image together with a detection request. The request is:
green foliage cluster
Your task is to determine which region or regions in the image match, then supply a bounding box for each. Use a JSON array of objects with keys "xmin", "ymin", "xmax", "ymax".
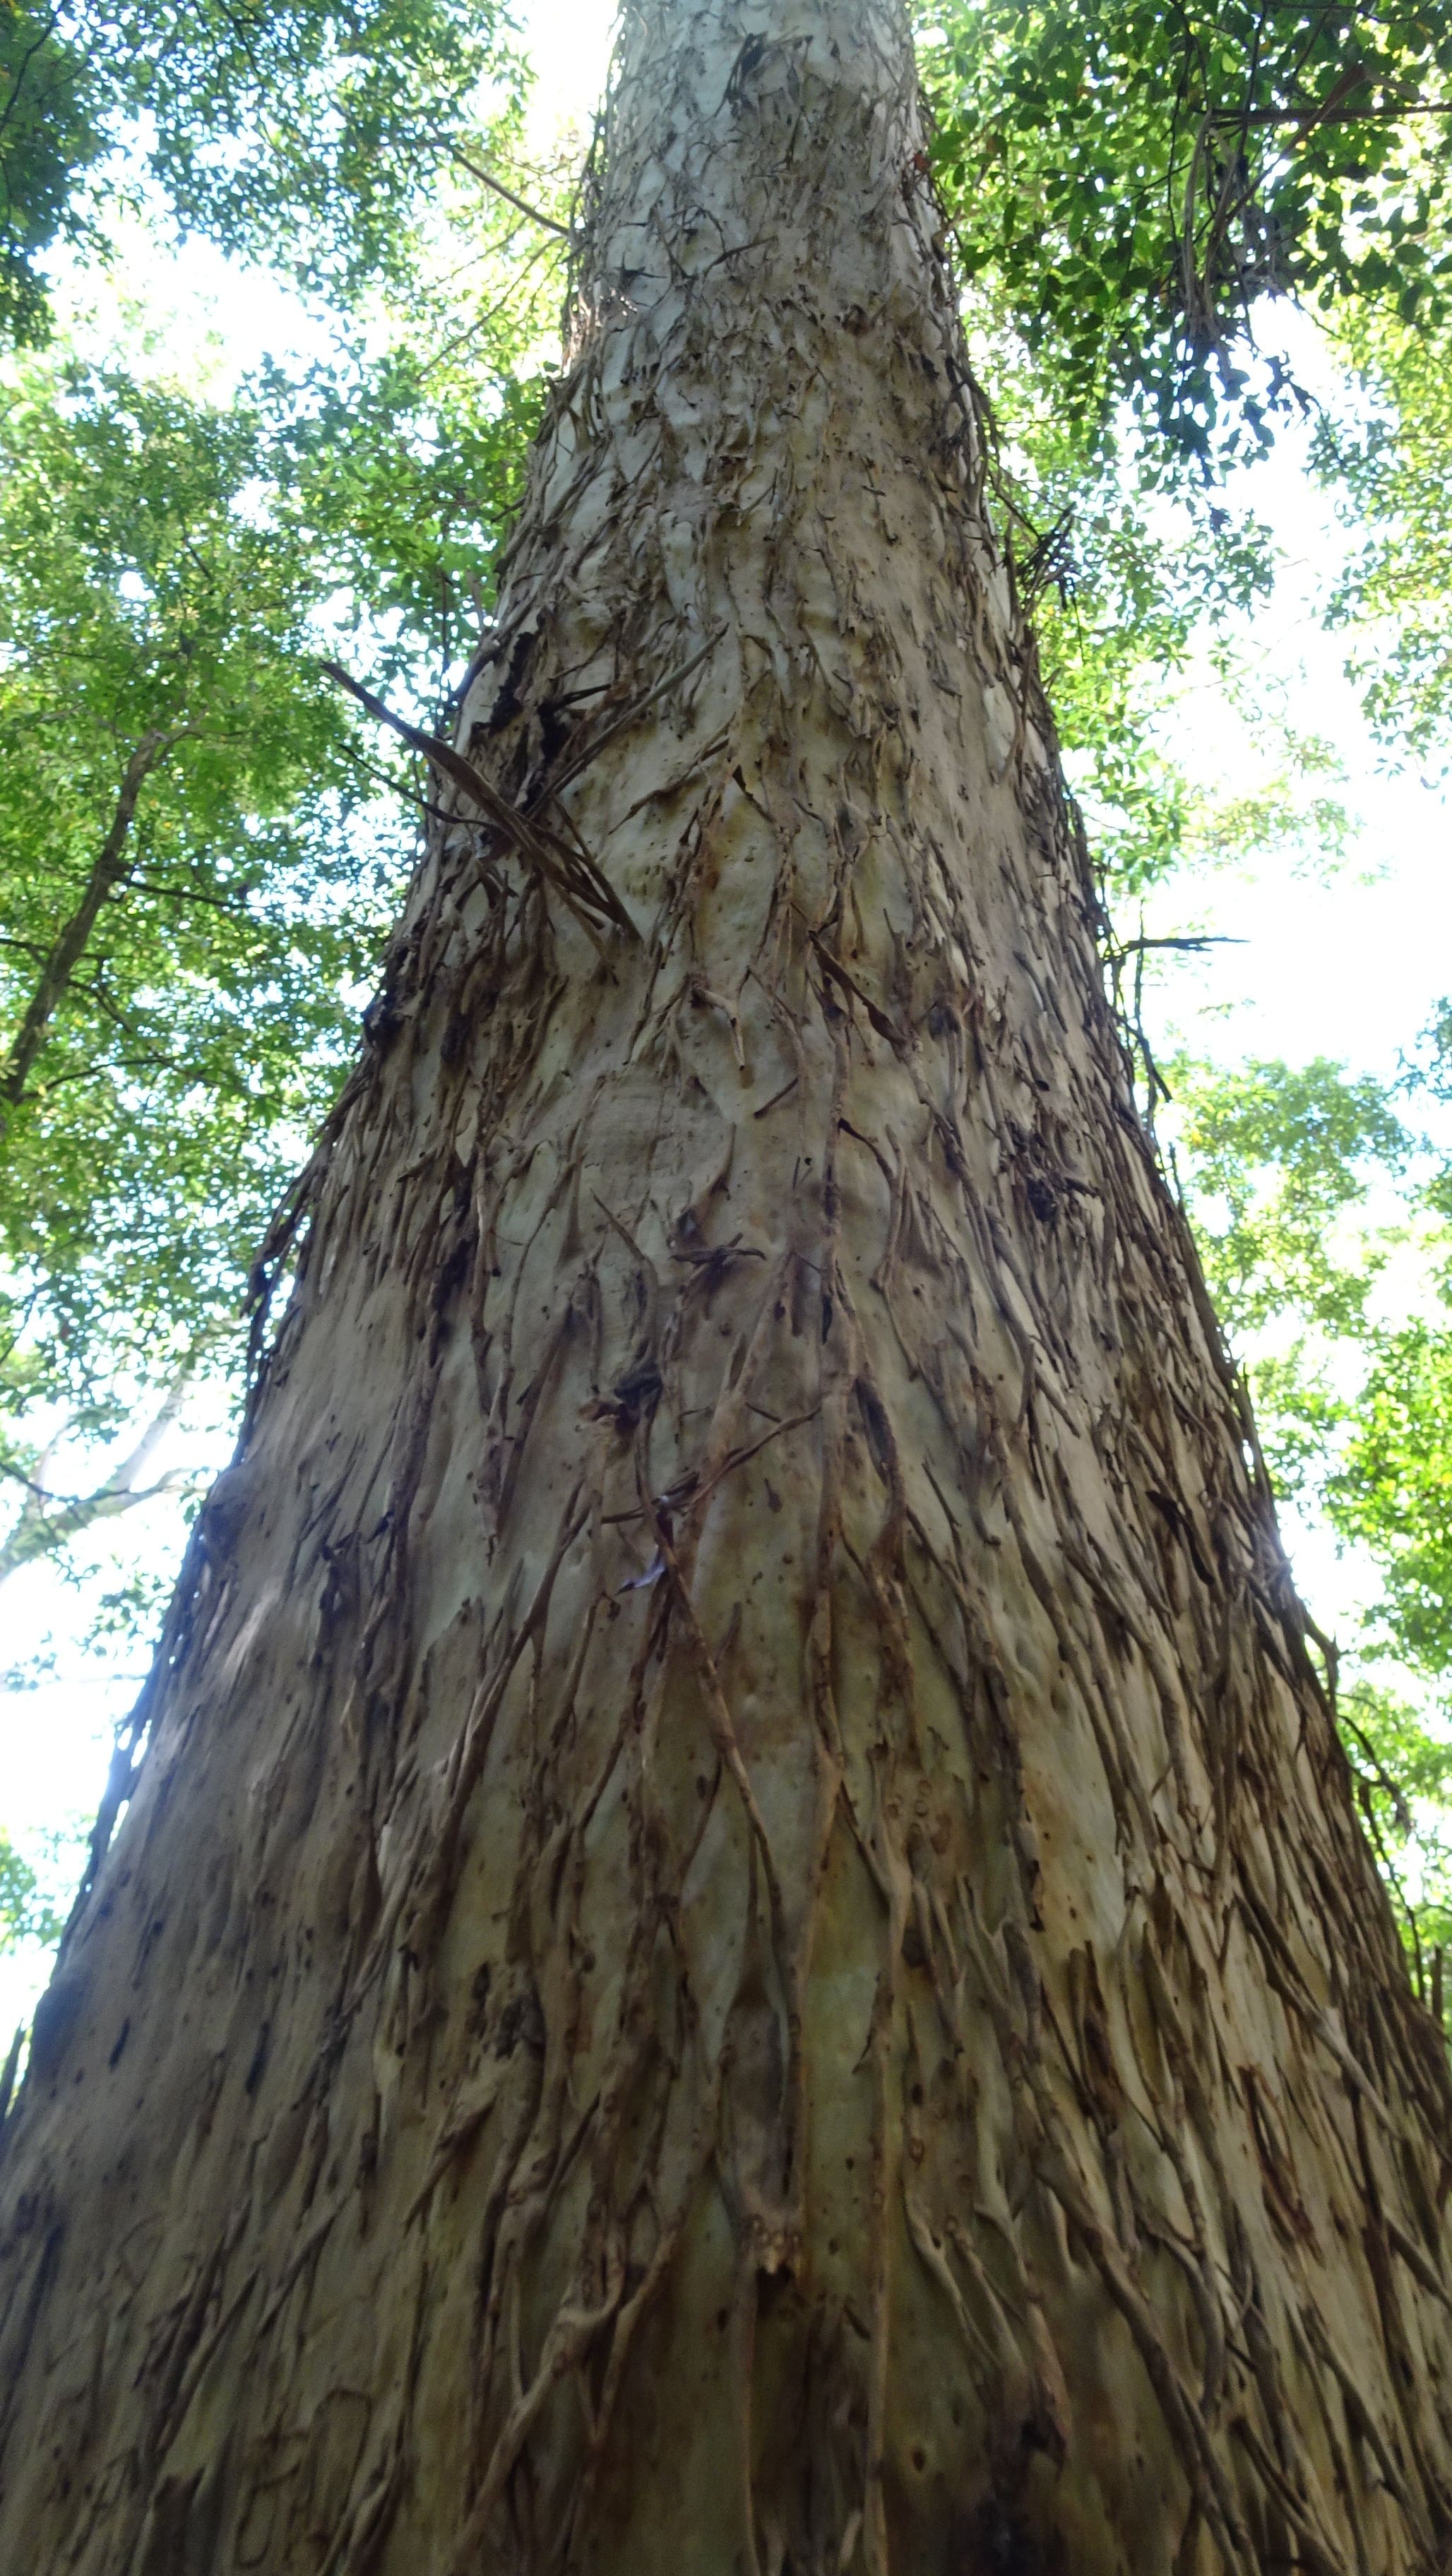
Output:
[
  {"xmin": 1168, "ymin": 1054, "xmax": 1408, "ymax": 1343},
  {"xmin": 0, "ymin": 331, "xmax": 550, "ymax": 1593},
  {"xmin": 953, "ymin": 320, "xmax": 1357, "ymax": 934},
  {"xmin": 1328, "ymin": 1006, "xmax": 1452, "ymax": 1705},
  {"xmin": 922, "ymin": 3, "xmax": 1452, "ymax": 845},
  {"xmin": 1332, "ymin": 1320, "xmax": 1452, "ymax": 1678},
  {"xmin": 1340, "ymin": 1682, "xmax": 1452, "ymax": 2005},
  {"xmin": 0, "ymin": 1827, "xmax": 66, "ymax": 1954},
  {"xmin": 923, "ymin": 0, "xmax": 1452, "ymax": 464},
  {"xmin": 1315, "ymin": 307, "xmax": 1452, "ymax": 767},
  {"xmin": 967, "ymin": 324, "xmax": 1275, "ymax": 892},
  {"xmin": 0, "ymin": 5, "xmax": 103, "ymax": 345},
  {"xmin": 0, "ymin": 358, "xmax": 391, "ymax": 1413},
  {"xmin": 0, "ymin": 0, "xmax": 524, "ymax": 340},
  {"xmin": 1167, "ymin": 1034, "xmax": 1452, "ymax": 2026}
]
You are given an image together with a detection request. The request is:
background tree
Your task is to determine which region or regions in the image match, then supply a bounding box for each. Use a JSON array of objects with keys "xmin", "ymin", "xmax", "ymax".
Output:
[
  {"xmin": 1164, "ymin": 1043, "xmax": 1452, "ymax": 2015},
  {"xmin": 0, "ymin": 332, "xmax": 549, "ymax": 1584}
]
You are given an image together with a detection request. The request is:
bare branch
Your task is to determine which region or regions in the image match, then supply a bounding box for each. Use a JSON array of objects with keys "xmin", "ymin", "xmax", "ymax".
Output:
[
  {"xmin": 0, "ymin": 1361, "xmax": 204, "ymax": 1590},
  {"xmin": 0, "ymin": 727, "xmax": 191, "ymax": 1114},
  {"xmin": 429, "ymin": 136, "xmax": 574, "ymax": 239}
]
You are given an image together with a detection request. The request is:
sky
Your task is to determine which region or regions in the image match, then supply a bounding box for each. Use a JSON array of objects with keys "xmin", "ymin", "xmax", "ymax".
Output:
[
  {"xmin": 1139, "ymin": 430, "xmax": 1452, "ymax": 1090},
  {"xmin": 1, "ymin": 0, "xmax": 1449, "ymax": 2032}
]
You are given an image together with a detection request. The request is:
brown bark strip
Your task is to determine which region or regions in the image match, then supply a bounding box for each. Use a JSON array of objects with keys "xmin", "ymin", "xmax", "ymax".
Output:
[{"xmin": 321, "ymin": 660, "xmax": 638, "ymax": 937}]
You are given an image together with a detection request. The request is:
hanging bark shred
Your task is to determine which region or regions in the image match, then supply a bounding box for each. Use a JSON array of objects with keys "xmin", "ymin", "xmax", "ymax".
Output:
[{"xmin": 2, "ymin": 4, "xmax": 1450, "ymax": 2570}]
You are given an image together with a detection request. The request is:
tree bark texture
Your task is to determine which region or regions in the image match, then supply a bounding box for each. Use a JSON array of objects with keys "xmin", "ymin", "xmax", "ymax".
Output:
[{"xmin": 4, "ymin": 5, "xmax": 1451, "ymax": 2569}]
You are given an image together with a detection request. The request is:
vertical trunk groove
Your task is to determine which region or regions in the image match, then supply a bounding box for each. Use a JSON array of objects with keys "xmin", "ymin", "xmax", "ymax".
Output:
[{"xmin": 2, "ymin": 4, "xmax": 1449, "ymax": 2570}]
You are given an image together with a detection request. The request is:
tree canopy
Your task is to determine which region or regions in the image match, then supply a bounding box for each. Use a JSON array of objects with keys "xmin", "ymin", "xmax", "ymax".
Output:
[
  {"xmin": 926, "ymin": 0, "xmax": 1452, "ymax": 460},
  {"xmin": 0, "ymin": 346, "xmax": 541, "ymax": 1414},
  {"xmin": 1163, "ymin": 1039, "xmax": 1452, "ymax": 2000},
  {"xmin": 0, "ymin": 0, "xmax": 530, "ymax": 339}
]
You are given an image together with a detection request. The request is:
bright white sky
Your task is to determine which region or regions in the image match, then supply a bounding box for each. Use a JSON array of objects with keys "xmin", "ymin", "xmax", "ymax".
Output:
[{"xmin": 2, "ymin": 0, "xmax": 1449, "ymax": 2029}]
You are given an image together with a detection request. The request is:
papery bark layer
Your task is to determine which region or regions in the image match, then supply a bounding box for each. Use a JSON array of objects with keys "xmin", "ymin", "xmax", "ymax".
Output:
[{"xmin": 2, "ymin": 5, "xmax": 1450, "ymax": 2570}]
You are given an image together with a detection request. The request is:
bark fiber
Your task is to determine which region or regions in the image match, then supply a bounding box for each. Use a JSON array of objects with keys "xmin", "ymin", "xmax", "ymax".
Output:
[{"xmin": 4, "ymin": 4, "xmax": 1451, "ymax": 2569}]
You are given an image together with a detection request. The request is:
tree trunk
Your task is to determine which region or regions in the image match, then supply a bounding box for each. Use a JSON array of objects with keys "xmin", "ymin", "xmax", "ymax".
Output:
[{"xmin": 3, "ymin": 4, "xmax": 1450, "ymax": 2569}]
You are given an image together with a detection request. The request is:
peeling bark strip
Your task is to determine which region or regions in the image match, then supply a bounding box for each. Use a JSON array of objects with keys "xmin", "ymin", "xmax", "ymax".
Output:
[{"xmin": 3, "ymin": 4, "xmax": 1450, "ymax": 2570}]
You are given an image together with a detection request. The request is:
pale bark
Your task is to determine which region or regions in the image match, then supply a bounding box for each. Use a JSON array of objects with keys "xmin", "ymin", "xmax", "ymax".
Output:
[{"xmin": 2, "ymin": 4, "xmax": 1450, "ymax": 2570}]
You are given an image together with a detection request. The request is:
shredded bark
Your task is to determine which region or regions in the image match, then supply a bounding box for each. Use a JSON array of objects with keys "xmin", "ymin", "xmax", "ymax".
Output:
[{"xmin": 1, "ymin": 4, "xmax": 1449, "ymax": 2570}]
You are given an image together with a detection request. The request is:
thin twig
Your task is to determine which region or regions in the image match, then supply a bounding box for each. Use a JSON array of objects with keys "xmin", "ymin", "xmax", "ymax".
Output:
[
  {"xmin": 432, "ymin": 136, "xmax": 574, "ymax": 239},
  {"xmin": 1225, "ymin": 97, "xmax": 1452, "ymax": 126},
  {"xmin": 1104, "ymin": 934, "xmax": 1246, "ymax": 961}
]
